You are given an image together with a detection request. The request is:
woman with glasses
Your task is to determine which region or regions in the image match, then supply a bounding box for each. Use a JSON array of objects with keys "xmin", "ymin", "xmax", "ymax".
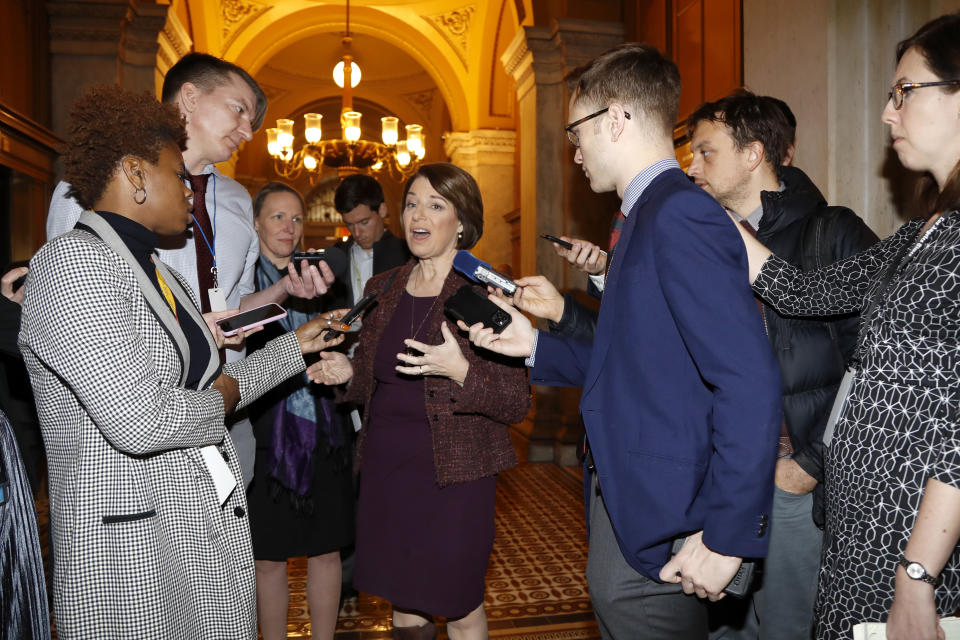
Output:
[{"xmin": 732, "ymin": 13, "xmax": 960, "ymax": 640}]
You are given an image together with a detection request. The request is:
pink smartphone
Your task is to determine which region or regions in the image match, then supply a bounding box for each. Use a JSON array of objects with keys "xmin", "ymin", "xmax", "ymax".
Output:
[{"xmin": 215, "ymin": 303, "xmax": 287, "ymax": 337}]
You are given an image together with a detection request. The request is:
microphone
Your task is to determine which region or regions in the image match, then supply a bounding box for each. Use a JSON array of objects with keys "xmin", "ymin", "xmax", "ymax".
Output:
[{"xmin": 453, "ymin": 250, "xmax": 517, "ymax": 295}]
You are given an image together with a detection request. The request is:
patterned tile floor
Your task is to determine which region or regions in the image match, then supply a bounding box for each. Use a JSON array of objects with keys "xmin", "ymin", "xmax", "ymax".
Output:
[{"xmin": 284, "ymin": 462, "xmax": 599, "ymax": 639}]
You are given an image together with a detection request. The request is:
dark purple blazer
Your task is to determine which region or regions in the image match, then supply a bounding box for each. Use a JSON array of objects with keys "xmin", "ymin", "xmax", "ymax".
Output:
[{"xmin": 342, "ymin": 261, "xmax": 531, "ymax": 486}]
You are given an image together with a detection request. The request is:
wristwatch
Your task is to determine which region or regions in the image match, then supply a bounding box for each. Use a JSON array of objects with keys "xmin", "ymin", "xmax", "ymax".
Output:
[{"xmin": 898, "ymin": 555, "xmax": 943, "ymax": 587}]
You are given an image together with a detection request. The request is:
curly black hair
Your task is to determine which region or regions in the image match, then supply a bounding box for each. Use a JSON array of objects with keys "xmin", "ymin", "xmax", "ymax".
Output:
[{"xmin": 62, "ymin": 84, "xmax": 187, "ymax": 210}]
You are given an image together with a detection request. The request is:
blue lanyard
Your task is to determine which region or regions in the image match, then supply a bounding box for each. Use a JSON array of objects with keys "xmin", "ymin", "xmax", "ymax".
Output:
[{"xmin": 192, "ymin": 173, "xmax": 218, "ymax": 287}]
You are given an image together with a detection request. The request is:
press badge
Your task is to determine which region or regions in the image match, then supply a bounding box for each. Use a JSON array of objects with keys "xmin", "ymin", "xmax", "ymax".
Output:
[
  {"xmin": 823, "ymin": 368, "xmax": 855, "ymax": 447},
  {"xmin": 200, "ymin": 444, "xmax": 237, "ymax": 505},
  {"xmin": 207, "ymin": 287, "xmax": 227, "ymax": 312}
]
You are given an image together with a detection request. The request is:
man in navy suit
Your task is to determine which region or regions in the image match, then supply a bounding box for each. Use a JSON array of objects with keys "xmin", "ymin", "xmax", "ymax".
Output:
[{"xmin": 463, "ymin": 44, "xmax": 782, "ymax": 638}]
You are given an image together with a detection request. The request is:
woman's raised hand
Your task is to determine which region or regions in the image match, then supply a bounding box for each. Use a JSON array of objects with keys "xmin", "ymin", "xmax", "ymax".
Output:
[
  {"xmin": 460, "ymin": 294, "xmax": 535, "ymax": 359},
  {"xmin": 294, "ymin": 316, "xmax": 346, "ymax": 354},
  {"xmin": 306, "ymin": 351, "xmax": 354, "ymax": 385},
  {"xmin": 202, "ymin": 309, "xmax": 260, "ymax": 349},
  {"xmin": 396, "ymin": 321, "xmax": 469, "ymax": 385}
]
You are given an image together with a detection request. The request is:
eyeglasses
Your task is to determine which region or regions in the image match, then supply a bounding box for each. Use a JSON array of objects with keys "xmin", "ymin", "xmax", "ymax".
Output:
[
  {"xmin": 888, "ymin": 80, "xmax": 960, "ymax": 109},
  {"xmin": 565, "ymin": 107, "xmax": 631, "ymax": 147}
]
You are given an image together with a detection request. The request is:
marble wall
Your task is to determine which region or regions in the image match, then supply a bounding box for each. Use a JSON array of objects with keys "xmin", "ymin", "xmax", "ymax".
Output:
[{"xmin": 744, "ymin": 0, "xmax": 960, "ymax": 237}]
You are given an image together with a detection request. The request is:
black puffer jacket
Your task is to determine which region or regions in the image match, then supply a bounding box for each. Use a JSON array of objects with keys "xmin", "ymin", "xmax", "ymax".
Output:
[{"xmin": 757, "ymin": 166, "xmax": 878, "ymax": 524}]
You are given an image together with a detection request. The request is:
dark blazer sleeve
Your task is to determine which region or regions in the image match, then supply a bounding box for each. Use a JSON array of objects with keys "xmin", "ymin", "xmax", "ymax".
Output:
[
  {"xmin": 448, "ymin": 331, "xmax": 530, "ymax": 425},
  {"xmin": 548, "ymin": 294, "xmax": 598, "ymax": 342},
  {"xmin": 529, "ymin": 330, "xmax": 593, "ymax": 388},
  {"xmin": 653, "ymin": 191, "xmax": 783, "ymax": 558}
]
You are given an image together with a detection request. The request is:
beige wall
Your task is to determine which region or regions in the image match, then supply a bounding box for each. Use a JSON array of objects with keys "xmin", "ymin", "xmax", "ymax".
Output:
[{"xmin": 744, "ymin": 0, "xmax": 960, "ymax": 237}]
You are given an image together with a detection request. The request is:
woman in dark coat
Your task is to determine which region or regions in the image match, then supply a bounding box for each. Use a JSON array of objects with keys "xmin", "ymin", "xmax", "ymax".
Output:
[
  {"xmin": 310, "ymin": 163, "xmax": 531, "ymax": 639},
  {"xmin": 246, "ymin": 182, "xmax": 354, "ymax": 640}
]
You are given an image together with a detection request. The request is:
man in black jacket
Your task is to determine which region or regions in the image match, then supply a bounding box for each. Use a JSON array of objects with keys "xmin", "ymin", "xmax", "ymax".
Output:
[
  {"xmin": 332, "ymin": 174, "xmax": 410, "ymax": 307},
  {"xmin": 687, "ymin": 91, "xmax": 878, "ymax": 640}
]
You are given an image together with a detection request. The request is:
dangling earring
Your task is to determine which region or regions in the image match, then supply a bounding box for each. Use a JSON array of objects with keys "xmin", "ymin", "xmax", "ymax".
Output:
[
  {"xmin": 457, "ymin": 229, "xmax": 463, "ymax": 242},
  {"xmin": 134, "ymin": 186, "xmax": 147, "ymax": 205}
]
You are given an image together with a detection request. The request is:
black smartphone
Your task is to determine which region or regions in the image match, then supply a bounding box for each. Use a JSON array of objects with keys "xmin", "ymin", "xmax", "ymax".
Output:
[
  {"xmin": 540, "ymin": 234, "xmax": 574, "ymax": 250},
  {"xmin": 291, "ymin": 248, "xmax": 347, "ymax": 280},
  {"xmin": 444, "ymin": 285, "xmax": 512, "ymax": 334},
  {"xmin": 215, "ymin": 303, "xmax": 287, "ymax": 337},
  {"xmin": 323, "ymin": 291, "xmax": 379, "ymax": 340},
  {"xmin": 5, "ymin": 260, "xmax": 29, "ymax": 292}
]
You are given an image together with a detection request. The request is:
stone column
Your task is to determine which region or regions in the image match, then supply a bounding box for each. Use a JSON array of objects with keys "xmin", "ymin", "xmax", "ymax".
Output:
[
  {"xmin": 443, "ymin": 129, "xmax": 516, "ymax": 270},
  {"xmin": 118, "ymin": 1, "xmax": 168, "ymax": 95},
  {"xmin": 501, "ymin": 19, "xmax": 623, "ymax": 464},
  {"xmin": 48, "ymin": 0, "xmax": 167, "ymax": 142}
]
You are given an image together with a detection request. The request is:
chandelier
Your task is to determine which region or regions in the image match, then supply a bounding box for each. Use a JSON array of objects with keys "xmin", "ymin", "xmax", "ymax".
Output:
[{"xmin": 264, "ymin": 0, "xmax": 426, "ymax": 183}]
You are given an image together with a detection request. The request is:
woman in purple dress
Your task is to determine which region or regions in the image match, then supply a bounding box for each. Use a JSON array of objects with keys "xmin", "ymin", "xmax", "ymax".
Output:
[{"xmin": 310, "ymin": 163, "xmax": 531, "ymax": 639}]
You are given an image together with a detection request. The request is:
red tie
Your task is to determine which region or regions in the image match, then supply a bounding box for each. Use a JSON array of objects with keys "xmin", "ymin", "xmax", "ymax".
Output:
[
  {"xmin": 608, "ymin": 211, "xmax": 627, "ymax": 252},
  {"xmin": 188, "ymin": 173, "xmax": 216, "ymax": 314},
  {"xmin": 604, "ymin": 211, "xmax": 628, "ymax": 280}
]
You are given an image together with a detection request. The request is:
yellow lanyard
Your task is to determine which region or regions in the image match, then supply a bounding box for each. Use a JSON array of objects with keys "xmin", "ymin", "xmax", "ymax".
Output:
[{"xmin": 155, "ymin": 266, "xmax": 178, "ymax": 320}]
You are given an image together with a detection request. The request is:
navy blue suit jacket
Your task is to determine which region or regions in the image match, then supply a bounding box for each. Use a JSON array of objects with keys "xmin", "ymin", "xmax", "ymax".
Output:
[{"xmin": 532, "ymin": 169, "xmax": 782, "ymax": 579}]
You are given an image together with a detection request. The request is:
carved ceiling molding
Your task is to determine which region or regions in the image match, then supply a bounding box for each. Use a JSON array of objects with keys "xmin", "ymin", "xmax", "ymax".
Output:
[
  {"xmin": 161, "ymin": 13, "xmax": 193, "ymax": 59},
  {"xmin": 158, "ymin": 12, "xmax": 193, "ymax": 74},
  {"xmin": 220, "ymin": 0, "xmax": 272, "ymax": 54},
  {"xmin": 402, "ymin": 89, "xmax": 435, "ymax": 119},
  {"xmin": 258, "ymin": 83, "xmax": 289, "ymax": 102},
  {"xmin": 443, "ymin": 129, "xmax": 516, "ymax": 166},
  {"xmin": 500, "ymin": 32, "xmax": 529, "ymax": 78},
  {"xmin": 423, "ymin": 5, "xmax": 474, "ymax": 70}
]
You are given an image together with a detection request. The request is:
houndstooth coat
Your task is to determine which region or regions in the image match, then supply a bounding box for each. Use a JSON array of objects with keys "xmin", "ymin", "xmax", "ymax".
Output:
[{"xmin": 18, "ymin": 212, "xmax": 305, "ymax": 639}]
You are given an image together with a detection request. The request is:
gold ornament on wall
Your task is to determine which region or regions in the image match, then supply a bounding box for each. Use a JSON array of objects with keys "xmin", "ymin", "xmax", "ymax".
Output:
[
  {"xmin": 424, "ymin": 5, "xmax": 475, "ymax": 69},
  {"xmin": 220, "ymin": 0, "xmax": 271, "ymax": 52}
]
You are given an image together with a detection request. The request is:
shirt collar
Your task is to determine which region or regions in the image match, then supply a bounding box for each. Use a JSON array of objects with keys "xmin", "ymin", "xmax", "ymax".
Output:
[
  {"xmin": 621, "ymin": 158, "xmax": 682, "ymax": 216},
  {"xmin": 732, "ymin": 180, "xmax": 785, "ymax": 231}
]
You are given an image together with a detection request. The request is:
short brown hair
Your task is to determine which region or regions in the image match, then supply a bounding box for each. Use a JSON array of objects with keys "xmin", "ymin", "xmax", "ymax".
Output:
[
  {"xmin": 161, "ymin": 53, "xmax": 267, "ymax": 131},
  {"xmin": 253, "ymin": 182, "xmax": 304, "ymax": 218},
  {"xmin": 570, "ymin": 43, "xmax": 681, "ymax": 133},
  {"xmin": 687, "ymin": 90, "xmax": 794, "ymax": 172},
  {"xmin": 402, "ymin": 163, "xmax": 483, "ymax": 250},
  {"xmin": 62, "ymin": 84, "xmax": 187, "ymax": 210}
]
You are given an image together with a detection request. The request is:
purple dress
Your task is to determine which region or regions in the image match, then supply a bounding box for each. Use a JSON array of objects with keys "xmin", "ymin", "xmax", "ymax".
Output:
[{"xmin": 353, "ymin": 292, "xmax": 497, "ymax": 618}]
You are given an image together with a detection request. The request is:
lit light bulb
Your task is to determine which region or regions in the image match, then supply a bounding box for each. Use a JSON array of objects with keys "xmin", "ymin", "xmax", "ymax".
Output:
[
  {"xmin": 405, "ymin": 124, "xmax": 424, "ymax": 157},
  {"xmin": 396, "ymin": 140, "xmax": 411, "ymax": 167},
  {"xmin": 303, "ymin": 155, "xmax": 318, "ymax": 170},
  {"xmin": 304, "ymin": 113, "xmax": 322, "ymax": 143},
  {"xmin": 276, "ymin": 118, "xmax": 294, "ymax": 150},
  {"xmin": 333, "ymin": 60, "xmax": 362, "ymax": 88},
  {"xmin": 266, "ymin": 128, "xmax": 281, "ymax": 157},
  {"xmin": 371, "ymin": 160, "xmax": 383, "ymax": 171},
  {"xmin": 342, "ymin": 111, "xmax": 362, "ymax": 143},
  {"xmin": 381, "ymin": 117, "xmax": 399, "ymax": 146}
]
